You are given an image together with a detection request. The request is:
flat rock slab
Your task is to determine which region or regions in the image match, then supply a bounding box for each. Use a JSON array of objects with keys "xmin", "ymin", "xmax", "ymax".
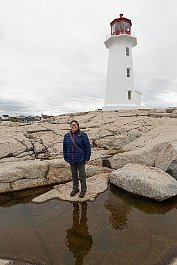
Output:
[
  {"xmin": 110, "ymin": 163, "xmax": 177, "ymax": 201},
  {"xmin": 32, "ymin": 173, "xmax": 109, "ymax": 203}
]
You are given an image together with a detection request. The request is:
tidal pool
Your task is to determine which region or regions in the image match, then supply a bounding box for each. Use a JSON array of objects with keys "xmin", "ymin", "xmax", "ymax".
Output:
[{"xmin": 0, "ymin": 184, "xmax": 177, "ymax": 265}]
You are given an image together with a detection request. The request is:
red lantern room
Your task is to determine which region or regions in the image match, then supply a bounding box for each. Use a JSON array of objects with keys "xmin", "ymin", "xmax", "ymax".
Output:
[{"xmin": 110, "ymin": 14, "xmax": 132, "ymax": 35}]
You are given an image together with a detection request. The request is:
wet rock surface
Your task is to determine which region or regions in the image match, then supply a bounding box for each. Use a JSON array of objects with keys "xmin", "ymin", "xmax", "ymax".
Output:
[{"xmin": 32, "ymin": 173, "xmax": 109, "ymax": 203}]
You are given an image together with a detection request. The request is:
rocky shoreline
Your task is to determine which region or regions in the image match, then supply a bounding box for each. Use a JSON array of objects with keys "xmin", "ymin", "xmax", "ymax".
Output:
[{"xmin": 1, "ymin": 107, "xmax": 177, "ymax": 201}]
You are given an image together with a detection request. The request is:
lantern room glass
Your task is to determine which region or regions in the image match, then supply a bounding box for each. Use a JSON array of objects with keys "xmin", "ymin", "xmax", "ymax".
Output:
[{"xmin": 111, "ymin": 21, "xmax": 131, "ymax": 35}]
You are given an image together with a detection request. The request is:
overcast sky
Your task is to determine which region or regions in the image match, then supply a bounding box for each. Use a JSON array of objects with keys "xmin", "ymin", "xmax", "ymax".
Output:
[{"xmin": 0, "ymin": 0, "xmax": 177, "ymax": 116}]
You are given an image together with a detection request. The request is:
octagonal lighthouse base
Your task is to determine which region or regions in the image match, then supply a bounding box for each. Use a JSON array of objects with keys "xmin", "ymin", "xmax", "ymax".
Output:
[{"xmin": 102, "ymin": 103, "xmax": 139, "ymax": 111}]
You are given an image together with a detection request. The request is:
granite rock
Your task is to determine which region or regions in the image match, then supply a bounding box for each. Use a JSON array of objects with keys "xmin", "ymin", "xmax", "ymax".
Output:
[
  {"xmin": 110, "ymin": 163, "xmax": 177, "ymax": 201},
  {"xmin": 1, "ymin": 109, "xmax": 177, "ymax": 195},
  {"xmin": 32, "ymin": 173, "xmax": 109, "ymax": 203},
  {"xmin": 167, "ymin": 159, "xmax": 177, "ymax": 180},
  {"xmin": 155, "ymin": 141, "xmax": 177, "ymax": 171}
]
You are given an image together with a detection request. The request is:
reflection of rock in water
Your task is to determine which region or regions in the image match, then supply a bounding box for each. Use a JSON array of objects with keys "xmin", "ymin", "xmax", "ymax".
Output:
[
  {"xmin": 0, "ymin": 186, "xmax": 53, "ymax": 208},
  {"xmin": 65, "ymin": 203, "xmax": 93, "ymax": 265},
  {"xmin": 107, "ymin": 183, "xmax": 177, "ymax": 216},
  {"xmin": 0, "ymin": 257, "xmax": 37, "ymax": 265},
  {"xmin": 105, "ymin": 186, "xmax": 132, "ymax": 230}
]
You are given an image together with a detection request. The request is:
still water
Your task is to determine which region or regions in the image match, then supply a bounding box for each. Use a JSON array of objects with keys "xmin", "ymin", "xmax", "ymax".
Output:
[{"xmin": 0, "ymin": 184, "xmax": 177, "ymax": 265}]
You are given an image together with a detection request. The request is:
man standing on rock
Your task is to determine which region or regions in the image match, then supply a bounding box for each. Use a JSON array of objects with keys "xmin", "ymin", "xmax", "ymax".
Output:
[{"xmin": 63, "ymin": 120, "xmax": 91, "ymax": 198}]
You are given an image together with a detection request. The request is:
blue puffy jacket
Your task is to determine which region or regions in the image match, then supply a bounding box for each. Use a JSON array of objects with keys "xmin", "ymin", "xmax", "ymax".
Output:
[{"xmin": 63, "ymin": 130, "xmax": 91, "ymax": 164}]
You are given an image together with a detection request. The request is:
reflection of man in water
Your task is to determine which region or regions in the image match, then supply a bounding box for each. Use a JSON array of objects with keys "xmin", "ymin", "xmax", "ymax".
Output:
[{"xmin": 65, "ymin": 202, "xmax": 93, "ymax": 265}]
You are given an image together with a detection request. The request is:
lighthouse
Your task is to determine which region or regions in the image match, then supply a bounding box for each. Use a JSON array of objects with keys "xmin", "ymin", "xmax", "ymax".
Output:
[{"xmin": 103, "ymin": 14, "xmax": 141, "ymax": 111}]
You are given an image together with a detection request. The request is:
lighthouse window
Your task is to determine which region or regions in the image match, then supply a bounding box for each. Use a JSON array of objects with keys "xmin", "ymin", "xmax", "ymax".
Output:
[
  {"xmin": 115, "ymin": 22, "xmax": 122, "ymax": 31},
  {"xmin": 124, "ymin": 22, "xmax": 130, "ymax": 32},
  {"xmin": 112, "ymin": 22, "xmax": 125, "ymax": 34},
  {"xmin": 126, "ymin": 47, "xmax": 129, "ymax": 56},
  {"xmin": 112, "ymin": 24, "xmax": 115, "ymax": 34},
  {"xmin": 128, "ymin": 90, "xmax": 132, "ymax": 100},
  {"xmin": 127, "ymin": 68, "xmax": 130, "ymax": 77}
]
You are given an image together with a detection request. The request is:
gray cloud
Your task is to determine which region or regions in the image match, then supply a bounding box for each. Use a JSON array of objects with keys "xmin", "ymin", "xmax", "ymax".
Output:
[
  {"xmin": 0, "ymin": 0, "xmax": 177, "ymax": 116},
  {"xmin": 0, "ymin": 95, "xmax": 40, "ymax": 115}
]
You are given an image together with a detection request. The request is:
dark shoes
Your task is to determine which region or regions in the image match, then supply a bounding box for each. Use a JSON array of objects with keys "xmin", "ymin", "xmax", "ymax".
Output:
[
  {"xmin": 79, "ymin": 191, "xmax": 86, "ymax": 198},
  {"xmin": 70, "ymin": 190, "xmax": 86, "ymax": 198},
  {"xmin": 70, "ymin": 189, "xmax": 79, "ymax": 197}
]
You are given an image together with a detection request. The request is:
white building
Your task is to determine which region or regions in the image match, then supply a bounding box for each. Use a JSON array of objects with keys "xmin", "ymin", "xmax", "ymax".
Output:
[
  {"xmin": 1, "ymin": 114, "xmax": 10, "ymax": 121},
  {"xmin": 103, "ymin": 14, "xmax": 141, "ymax": 111}
]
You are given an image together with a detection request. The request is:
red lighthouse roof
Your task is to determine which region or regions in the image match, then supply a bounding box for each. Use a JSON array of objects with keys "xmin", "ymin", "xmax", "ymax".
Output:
[{"xmin": 110, "ymin": 14, "xmax": 132, "ymax": 35}]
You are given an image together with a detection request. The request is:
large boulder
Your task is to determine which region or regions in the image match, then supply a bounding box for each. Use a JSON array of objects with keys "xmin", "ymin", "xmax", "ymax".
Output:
[
  {"xmin": 0, "ymin": 160, "xmax": 49, "ymax": 193},
  {"xmin": 103, "ymin": 140, "xmax": 177, "ymax": 171},
  {"xmin": 0, "ymin": 160, "xmax": 49, "ymax": 183},
  {"xmin": 110, "ymin": 163, "xmax": 177, "ymax": 201},
  {"xmin": 103, "ymin": 143, "xmax": 166, "ymax": 169},
  {"xmin": 0, "ymin": 159, "xmax": 73, "ymax": 193}
]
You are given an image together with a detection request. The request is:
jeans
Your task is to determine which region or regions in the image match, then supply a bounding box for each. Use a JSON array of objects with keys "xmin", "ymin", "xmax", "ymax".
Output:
[{"xmin": 70, "ymin": 162, "xmax": 87, "ymax": 192}]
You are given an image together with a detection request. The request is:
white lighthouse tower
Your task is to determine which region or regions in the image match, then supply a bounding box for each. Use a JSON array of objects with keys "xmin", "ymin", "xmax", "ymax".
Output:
[{"xmin": 103, "ymin": 14, "xmax": 141, "ymax": 111}]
